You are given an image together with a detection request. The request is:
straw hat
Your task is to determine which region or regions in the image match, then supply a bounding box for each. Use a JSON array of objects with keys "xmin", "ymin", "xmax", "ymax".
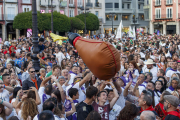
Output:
[{"xmin": 144, "ymin": 59, "xmax": 155, "ymax": 65}]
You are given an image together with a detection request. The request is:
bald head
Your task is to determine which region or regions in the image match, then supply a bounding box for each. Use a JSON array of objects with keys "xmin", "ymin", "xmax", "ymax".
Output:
[{"xmin": 140, "ymin": 111, "xmax": 156, "ymax": 120}]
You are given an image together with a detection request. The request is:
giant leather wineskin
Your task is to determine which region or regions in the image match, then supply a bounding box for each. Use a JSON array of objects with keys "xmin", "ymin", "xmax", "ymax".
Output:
[{"xmin": 68, "ymin": 33, "xmax": 120, "ymax": 80}]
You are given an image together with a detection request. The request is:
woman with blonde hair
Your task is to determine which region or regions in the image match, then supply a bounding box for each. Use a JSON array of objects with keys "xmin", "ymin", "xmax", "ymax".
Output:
[{"xmin": 16, "ymin": 98, "xmax": 38, "ymax": 120}]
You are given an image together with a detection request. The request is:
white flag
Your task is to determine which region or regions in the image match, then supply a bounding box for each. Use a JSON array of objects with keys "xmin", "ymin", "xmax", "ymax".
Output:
[{"xmin": 116, "ymin": 20, "xmax": 122, "ymax": 39}]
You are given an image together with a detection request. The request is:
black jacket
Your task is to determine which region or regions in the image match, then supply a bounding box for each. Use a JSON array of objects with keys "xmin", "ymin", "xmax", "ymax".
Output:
[
  {"xmin": 165, "ymin": 114, "xmax": 180, "ymax": 120},
  {"xmin": 22, "ymin": 75, "xmax": 42, "ymax": 90},
  {"xmin": 76, "ymin": 101, "xmax": 94, "ymax": 120}
]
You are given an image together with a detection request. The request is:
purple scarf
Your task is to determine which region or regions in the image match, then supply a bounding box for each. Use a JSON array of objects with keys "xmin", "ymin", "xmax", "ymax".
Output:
[
  {"xmin": 170, "ymin": 68, "xmax": 177, "ymax": 72},
  {"xmin": 126, "ymin": 69, "xmax": 136, "ymax": 82},
  {"xmin": 69, "ymin": 71, "xmax": 77, "ymax": 75},
  {"xmin": 42, "ymin": 94, "xmax": 48, "ymax": 103},
  {"xmin": 169, "ymin": 86, "xmax": 174, "ymax": 91}
]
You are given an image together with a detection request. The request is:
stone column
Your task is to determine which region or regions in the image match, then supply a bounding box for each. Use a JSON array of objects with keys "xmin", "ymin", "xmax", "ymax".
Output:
[
  {"xmin": 162, "ymin": 21, "xmax": 166, "ymax": 35},
  {"xmin": 16, "ymin": 29, "xmax": 19, "ymax": 39},
  {"xmin": 176, "ymin": 21, "xmax": 180, "ymax": 35},
  {"xmin": 2, "ymin": 24, "xmax": 6, "ymax": 40},
  {"xmin": 149, "ymin": 21, "xmax": 154, "ymax": 34}
]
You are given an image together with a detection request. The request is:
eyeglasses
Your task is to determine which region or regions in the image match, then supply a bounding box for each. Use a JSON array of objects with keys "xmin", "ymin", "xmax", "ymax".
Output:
[{"xmin": 30, "ymin": 71, "xmax": 35, "ymax": 73}]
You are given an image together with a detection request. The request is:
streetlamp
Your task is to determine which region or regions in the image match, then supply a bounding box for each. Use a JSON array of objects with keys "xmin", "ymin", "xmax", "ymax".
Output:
[
  {"xmin": 132, "ymin": 16, "xmax": 138, "ymax": 36},
  {"xmin": 32, "ymin": 0, "xmax": 40, "ymax": 71},
  {"xmin": 109, "ymin": 12, "xmax": 115, "ymax": 34},
  {"xmin": 51, "ymin": 0, "xmax": 53, "ymax": 33},
  {"xmin": 81, "ymin": 1, "xmax": 89, "ymax": 35}
]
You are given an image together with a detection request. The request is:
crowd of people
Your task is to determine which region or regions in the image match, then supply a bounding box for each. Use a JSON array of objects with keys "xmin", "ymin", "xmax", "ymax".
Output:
[{"xmin": 0, "ymin": 33, "xmax": 179, "ymax": 120}]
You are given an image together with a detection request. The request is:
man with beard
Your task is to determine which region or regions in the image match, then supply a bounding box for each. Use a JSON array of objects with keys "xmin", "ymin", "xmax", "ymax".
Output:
[
  {"xmin": 143, "ymin": 59, "xmax": 158, "ymax": 83},
  {"xmin": 163, "ymin": 95, "xmax": 180, "ymax": 120}
]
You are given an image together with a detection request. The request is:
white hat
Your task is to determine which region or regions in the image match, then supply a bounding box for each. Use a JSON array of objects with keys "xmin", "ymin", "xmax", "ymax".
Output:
[{"xmin": 144, "ymin": 59, "xmax": 155, "ymax": 65}]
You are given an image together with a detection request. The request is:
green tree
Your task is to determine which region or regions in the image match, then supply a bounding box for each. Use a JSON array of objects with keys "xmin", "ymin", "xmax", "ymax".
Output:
[
  {"xmin": 75, "ymin": 13, "xmax": 99, "ymax": 31},
  {"xmin": 69, "ymin": 17, "xmax": 85, "ymax": 31},
  {"xmin": 47, "ymin": 11, "xmax": 71, "ymax": 32},
  {"xmin": 13, "ymin": 11, "xmax": 32, "ymax": 30}
]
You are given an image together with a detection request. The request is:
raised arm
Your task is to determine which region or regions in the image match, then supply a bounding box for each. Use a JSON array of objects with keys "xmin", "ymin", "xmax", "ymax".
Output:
[
  {"xmin": 52, "ymin": 75, "xmax": 66, "ymax": 103},
  {"xmin": 65, "ymin": 96, "xmax": 76, "ymax": 117},
  {"xmin": 12, "ymin": 89, "xmax": 22, "ymax": 108},
  {"xmin": 109, "ymin": 82, "xmax": 119, "ymax": 109},
  {"xmin": 5, "ymin": 86, "xmax": 14, "ymax": 93},
  {"xmin": 0, "ymin": 99, "xmax": 13, "ymax": 116},
  {"xmin": 79, "ymin": 72, "xmax": 92, "ymax": 87},
  {"xmin": 40, "ymin": 76, "xmax": 51, "ymax": 87},
  {"xmin": 30, "ymin": 87, "xmax": 41, "ymax": 105},
  {"xmin": 112, "ymin": 78, "xmax": 122, "ymax": 94},
  {"xmin": 123, "ymin": 81, "xmax": 132, "ymax": 97}
]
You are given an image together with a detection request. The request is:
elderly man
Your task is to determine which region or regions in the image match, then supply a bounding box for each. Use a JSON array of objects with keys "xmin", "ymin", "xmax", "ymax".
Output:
[
  {"xmin": 140, "ymin": 111, "xmax": 156, "ymax": 120},
  {"xmin": 164, "ymin": 95, "xmax": 180, "ymax": 120},
  {"xmin": 61, "ymin": 69, "xmax": 68, "ymax": 80}
]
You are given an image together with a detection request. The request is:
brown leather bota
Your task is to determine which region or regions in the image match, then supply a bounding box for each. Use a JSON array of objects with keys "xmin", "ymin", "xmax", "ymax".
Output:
[{"xmin": 73, "ymin": 37, "xmax": 120, "ymax": 80}]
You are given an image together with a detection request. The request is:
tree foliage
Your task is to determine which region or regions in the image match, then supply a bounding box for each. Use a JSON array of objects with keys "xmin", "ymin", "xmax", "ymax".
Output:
[
  {"xmin": 13, "ymin": 11, "xmax": 71, "ymax": 32},
  {"xmin": 69, "ymin": 17, "xmax": 85, "ymax": 31},
  {"xmin": 47, "ymin": 11, "xmax": 71, "ymax": 32},
  {"xmin": 75, "ymin": 13, "xmax": 99, "ymax": 31}
]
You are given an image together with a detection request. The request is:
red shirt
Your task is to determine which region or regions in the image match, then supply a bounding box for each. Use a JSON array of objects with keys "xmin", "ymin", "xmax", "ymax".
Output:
[{"xmin": 9, "ymin": 46, "xmax": 16, "ymax": 55}]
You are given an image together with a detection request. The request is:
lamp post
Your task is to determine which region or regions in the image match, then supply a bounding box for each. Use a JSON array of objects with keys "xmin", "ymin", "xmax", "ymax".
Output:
[
  {"xmin": 132, "ymin": 16, "xmax": 138, "ymax": 36},
  {"xmin": 32, "ymin": 0, "xmax": 40, "ymax": 71},
  {"xmin": 109, "ymin": 12, "xmax": 115, "ymax": 34},
  {"xmin": 51, "ymin": 0, "xmax": 53, "ymax": 33},
  {"xmin": 81, "ymin": 1, "xmax": 89, "ymax": 35}
]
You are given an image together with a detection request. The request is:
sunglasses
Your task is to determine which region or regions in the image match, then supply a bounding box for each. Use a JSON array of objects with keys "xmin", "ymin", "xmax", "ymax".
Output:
[{"xmin": 30, "ymin": 71, "xmax": 35, "ymax": 73}]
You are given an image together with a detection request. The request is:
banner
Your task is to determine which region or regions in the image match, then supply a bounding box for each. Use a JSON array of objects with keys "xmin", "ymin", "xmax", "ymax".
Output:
[{"xmin": 116, "ymin": 20, "xmax": 122, "ymax": 39}]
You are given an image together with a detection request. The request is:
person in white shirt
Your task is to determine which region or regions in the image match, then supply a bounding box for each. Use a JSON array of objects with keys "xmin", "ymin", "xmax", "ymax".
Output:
[
  {"xmin": 66, "ymin": 72, "xmax": 92, "ymax": 103},
  {"xmin": 166, "ymin": 77, "xmax": 179, "ymax": 93},
  {"xmin": 54, "ymin": 47, "xmax": 65, "ymax": 66},
  {"xmin": 68, "ymin": 66, "xmax": 78, "ymax": 84},
  {"xmin": 166, "ymin": 60, "xmax": 177, "ymax": 83},
  {"xmin": 143, "ymin": 59, "xmax": 158, "ymax": 83},
  {"xmin": 108, "ymin": 89, "xmax": 121, "ymax": 120}
]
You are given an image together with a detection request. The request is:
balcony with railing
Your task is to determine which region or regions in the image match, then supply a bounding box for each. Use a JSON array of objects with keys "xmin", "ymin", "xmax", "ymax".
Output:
[
  {"xmin": 122, "ymin": 0, "xmax": 132, "ymax": 2},
  {"xmin": 59, "ymin": 1, "xmax": 67, "ymax": 8},
  {"xmin": 21, "ymin": 0, "xmax": 31, "ymax": 4},
  {"xmin": 138, "ymin": 0, "xmax": 144, "ymax": 3},
  {"xmin": 40, "ymin": 0, "xmax": 56, "ymax": 7},
  {"xmin": 154, "ymin": 14, "xmax": 172, "ymax": 19},
  {"xmin": 77, "ymin": 2, "xmax": 83, "ymax": 8},
  {"xmin": 165, "ymin": 0, "xmax": 173, "ymax": 5},
  {"xmin": 6, "ymin": 14, "xmax": 15, "ymax": 20},
  {"xmin": 94, "ymin": 3, "xmax": 102, "ymax": 8},
  {"xmin": 69, "ymin": 3, "xmax": 75, "ymax": 8},
  {"xmin": 86, "ymin": 2, "xmax": 93, "ymax": 8},
  {"xmin": 153, "ymin": 1, "xmax": 161, "ymax": 6},
  {"xmin": 6, "ymin": 0, "xmax": 17, "ymax": 3}
]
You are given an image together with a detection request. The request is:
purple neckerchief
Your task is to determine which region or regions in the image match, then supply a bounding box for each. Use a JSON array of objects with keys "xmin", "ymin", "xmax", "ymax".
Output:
[
  {"xmin": 126, "ymin": 69, "xmax": 136, "ymax": 82},
  {"xmin": 170, "ymin": 68, "xmax": 177, "ymax": 72},
  {"xmin": 65, "ymin": 99, "xmax": 79, "ymax": 112},
  {"xmin": 69, "ymin": 71, "xmax": 77, "ymax": 75},
  {"xmin": 169, "ymin": 86, "xmax": 174, "ymax": 91},
  {"xmin": 131, "ymin": 81, "xmax": 136, "ymax": 86},
  {"xmin": 139, "ymin": 84, "xmax": 146, "ymax": 88},
  {"xmin": 42, "ymin": 94, "xmax": 48, "ymax": 103},
  {"xmin": 143, "ymin": 81, "xmax": 148, "ymax": 84}
]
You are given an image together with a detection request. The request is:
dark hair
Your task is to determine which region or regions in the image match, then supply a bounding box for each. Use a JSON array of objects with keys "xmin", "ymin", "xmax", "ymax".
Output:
[
  {"xmin": 45, "ymin": 84, "xmax": 53, "ymax": 95},
  {"xmin": 13, "ymin": 87, "xmax": 21, "ymax": 98},
  {"xmin": 154, "ymin": 80, "xmax": 164, "ymax": 97},
  {"xmin": 86, "ymin": 110, "xmax": 101, "ymax": 120},
  {"xmin": 142, "ymin": 89, "xmax": 154, "ymax": 107},
  {"xmin": 97, "ymin": 91, "xmax": 107, "ymax": 101},
  {"xmin": 86, "ymin": 86, "xmax": 98, "ymax": 99},
  {"xmin": 52, "ymin": 65, "xmax": 61, "ymax": 71},
  {"xmin": 2, "ymin": 74, "xmax": 9, "ymax": 80},
  {"xmin": 0, "ymin": 67, "xmax": 7, "ymax": 74},
  {"xmin": 129, "ymin": 60, "xmax": 139, "ymax": 69},
  {"xmin": 159, "ymin": 69, "xmax": 165, "ymax": 76},
  {"xmin": 27, "ymin": 90, "xmax": 36, "ymax": 100},
  {"xmin": 39, "ymin": 38, "xmax": 44, "ymax": 42},
  {"xmin": 157, "ymin": 76, "xmax": 167, "ymax": 91},
  {"xmin": 28, "ymin": 67, "xmax": 35, "ymax": 72},
  {"xmin": 8, "ymin": 116, "xmax": 19, "ymax": 120},
  {"xmin": 43, "ymin": 99, "xmax": 55, "ymax": 111},
  {"xmin": 117, "ymin": 103, "xmax": 139, "ymax": 120},
  {"xmin": 11, "ymin": 53, "xmax": 16, "ymax": 57},
  {"xmin": 68, "ymin": 88, "xmax": 78, "ymax": 98},
  {"xmin": 52, "ymin": 89, "xmax": 62, "ymax": 103},
  {"xmin": 39, "ymin": 110, "xmax": 54, "ymax": 120}
]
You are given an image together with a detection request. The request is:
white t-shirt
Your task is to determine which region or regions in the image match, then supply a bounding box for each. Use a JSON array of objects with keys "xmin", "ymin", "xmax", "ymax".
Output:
[
  {"xmin": 143, "ymin": 66, "xmax": 158, "ymax": 83},
  {"xmin": 0, "ymin": 89, "xmax": 10, "ymax": 102},
  {"xmin": 109, "ymin": 104, "xmax": 121, "ymax": 120},
  {"xmin": 68, "ymin": 73, "xmax": 76, "ymax": 85},
  {"xmin": 33, "ymin": 114, "xmax": 65, "ymax": 120},
  {"xmin": 66, "ymin": 82, "xmax": 86, "ymax": 103},
  {"xmin": 55, "ymin": 52, "xmax": 65, "ymax": 66},
  {"xmin": 166, "ymin": 69, "xmax": 177, "ymax": 83},
  {"xmin": 11, "ymin": 98, "xmax": 18, "ymax": 118},
  {"xmin": 116, "ymin": 88, "xmax": 125, "ymax": 109},
  {"xmin": 38, "ymin": 87, "xmax": 51, "ymax": 113},
  {"xmin": 18, "ymin": 110, "xmax": 23, "ymax": 120}
]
